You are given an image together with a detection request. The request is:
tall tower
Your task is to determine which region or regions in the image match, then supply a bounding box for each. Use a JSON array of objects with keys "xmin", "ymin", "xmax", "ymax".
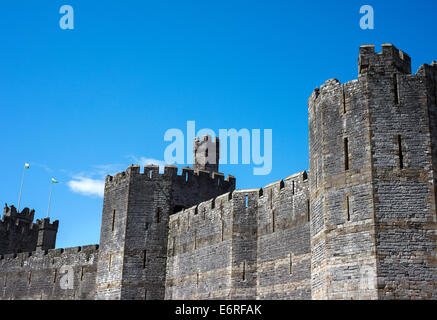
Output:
[
  {"xmin": 309, "ymin": 44, "xmax": 437, "ymax": 299},
  {"xmin": 95, "ymin": 138, "xmax": 235, "ymax": 300},
  {"xmin": 0, "ymin": 205, "xmax": 58, "ymax": 255},
  {"xmin": 193, "ymin": 135, "xmax": 220, "ymax": 174}
]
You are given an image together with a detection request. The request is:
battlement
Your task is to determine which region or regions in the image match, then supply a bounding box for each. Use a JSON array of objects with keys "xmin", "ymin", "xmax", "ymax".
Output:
[
  {"xmin": 2, "ymin": 204, "xmax": 35, "ymax": 223},
  {"xmin": 358, "ymin": 43, "xmax": 411, "ymax": 75},
  {"xmin": 105, "ymin": 164, "xmax": 236, "ymax": 187},
  {"xmin": 193, "ymin": 134, "xmax": 220, "ymax": 174},
  {"xmin": 0, "ymin": 244, "xmax": 99, "ymax": 261},
  {"xmin": 171, "ymin": 170, "xmax": 308, "ymax": 219},
  {"xmin": 36, "ymin": 217, "xmax": 59, "ymax": 230}
]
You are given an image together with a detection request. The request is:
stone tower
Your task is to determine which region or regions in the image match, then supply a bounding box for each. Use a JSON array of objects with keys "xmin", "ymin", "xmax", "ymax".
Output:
[
  {"xmin": 309, "ymin": 44, "xmax": 437, "ymax": 299},
  {"xmin": 95, "ymin": 138, "xmax": 236, "ymax": 300},
  {"xmin": 193, "ymin": 135, "xmax": 220, "ymax": 174},
  {"xmin": 0, "ymin": 204, "xmax": 58, "ymax": 255}
]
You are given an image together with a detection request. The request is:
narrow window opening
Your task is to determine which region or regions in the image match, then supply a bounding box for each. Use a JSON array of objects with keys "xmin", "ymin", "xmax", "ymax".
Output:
[
  {"xmin": 344, "ymin": 137, "xmax": 349, "ymax": 171},
  {"xmin": 245, "ymin": 195, "xmax": 249, "ymax": 208},
  {"xmin": 292, "ymin": 181, "xmax": 295, "ymax": 195},
  {"xmin": 270, "ymin": 189, "xmax": 273, "ymax": 208},
  {"xmin": 145, "ymin": 222, "xmax": 149, "ymax": 231},
  {"xmin": 307, "ymin": 200, "xmax": 310, "ymax": 222},
  {"xmin": 144, "ymin": 289, "xmax": 148, "ymax": 300},
  {"xmin": 53, "ymin": 269, "xmax": 57, "ymax": 283},
  {"xmin": 346, "ymin": 196, "xmax": 351, "ymax": 222},
  {"xmin": 111, "ymin": 209, "xmax": 116, "ymax": 232},
  {"xmin": 80, "ymin": 267, "xmax": 84, "ymax": 281},
  {"xmin": 196, "ymin": 272, "xmax": 200, "ymax": 288},
  {"xmin": 393, "ymin": 73, "xmax": 400, "ymax": 105},
  {"xmin": 185, "ymin": 172, "xmax": 189, "ymax": 182},
  {"xmin": 108, "ymin": 254, "xmax": 112, "ymax": 272},
  {"xmin": 398, "ymin": 135, "xmax": 404, "ymax": 169},
  {"xmin": 156, "ymin": 208, "xmax": 161, "ymax": 223},
  {"xmin": 272, "ymin": 210, "xmax": 276, "ymax": 233},
  {"xmin": 221, "ymin": 220, "xmax": 224, "ymax": 241},
  {"xmin": 342, "ymin": 84, "xmax": 347, "ymax": 113},
  {"xmin": 143, "ymin": 250, "xmax": 147, "ymax": 268},
  {"xmin": 4, "ymin": 275, "xmax": 7, "ymax": 288},
  {"xmin": 242, "ymin": 261, "xmax": 246, "ymax": 281},
  {"xmin": 194, "ymin": 231, "xmax": 197, "ymax": 249},
  {"xmin": 149, "ymin": 170, "xmax": 153, "ymax": 179},
  {"xmin": 289, "ymin": 253, "xmax": 293, "ymax": 274},
  {"xmin": 205, "ymin": 149, "xmax": 209, "ymax": 158},
  {"xmin": 28, "ymin": 272, "xmax": 32, "ymax": 285}
]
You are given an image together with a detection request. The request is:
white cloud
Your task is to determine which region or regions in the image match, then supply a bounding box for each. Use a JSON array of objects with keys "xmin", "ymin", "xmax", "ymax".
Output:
[
  {"xmin": 67, "ymin": 157, "xmax": 167, "ymax": 198},
  {"xmin": 128, "ymin": 156, "xmax": 167, "ymax": 173},
  {"xmin": 67, "ymin": 177, "xmax": 105, "ymax": 198}
]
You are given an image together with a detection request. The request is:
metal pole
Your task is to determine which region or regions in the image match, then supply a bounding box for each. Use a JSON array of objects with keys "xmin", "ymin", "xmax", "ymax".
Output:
[
  {"xmin": 17, "ymin": 166, "xmax": 26, "ymax": 212},
  {"xmin": 46, "ymin": 181, "xmax": 53, "ymax": 219}
]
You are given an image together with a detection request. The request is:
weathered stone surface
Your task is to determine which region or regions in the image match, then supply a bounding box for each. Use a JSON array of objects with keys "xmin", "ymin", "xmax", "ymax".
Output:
[{"xmin": 0, "ymin": 44, "xmax": 436, "ymax": 300}]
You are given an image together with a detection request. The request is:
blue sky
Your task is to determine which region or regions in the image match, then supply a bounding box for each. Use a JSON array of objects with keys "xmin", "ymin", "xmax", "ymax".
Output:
[{"xmin": 1, "ymin": 1, "xmax": 436, "ymax": 248}]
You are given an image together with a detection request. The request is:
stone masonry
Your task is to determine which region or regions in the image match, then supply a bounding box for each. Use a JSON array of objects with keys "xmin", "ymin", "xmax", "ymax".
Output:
[{"xmin": 0, "ymin": 44, "xmax": 436, "ymax": 300}]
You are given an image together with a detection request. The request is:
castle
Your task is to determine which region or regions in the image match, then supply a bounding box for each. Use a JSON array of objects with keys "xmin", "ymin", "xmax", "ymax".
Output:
[{"xmin": 1, "ymin": 44, "xmax": 436, "ymax": 300}]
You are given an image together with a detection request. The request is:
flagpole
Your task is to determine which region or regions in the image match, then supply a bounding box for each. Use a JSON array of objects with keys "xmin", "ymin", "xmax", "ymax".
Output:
[
  {"xmin": 17, "ymin": 166, "xmax": 26, "ymax": 212},
  {"xmin": 47, "ymin": 181, "xmax": 53, "ymax": 219}
]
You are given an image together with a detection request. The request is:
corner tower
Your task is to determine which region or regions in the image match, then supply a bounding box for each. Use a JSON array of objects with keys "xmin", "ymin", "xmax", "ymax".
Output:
[
  {"xmin": 0, "ymin": 205, "xmax": 58, "ymax": 255},
  {"xmin": 309, "ymin": 44, "xmax": 437, "ymax": 299},
  {"xmin": 95, "ymin": 137, "xmax": 236, "ymax": 300},
  {"xmin": 193, "ymin": 135, "xmax": 220, "ymax": 174}
]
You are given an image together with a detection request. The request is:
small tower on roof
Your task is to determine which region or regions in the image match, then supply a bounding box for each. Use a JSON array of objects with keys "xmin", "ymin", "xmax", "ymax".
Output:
[{"xmin": 193, "ymin": 135, "xmax": 220, "ymax": 174}]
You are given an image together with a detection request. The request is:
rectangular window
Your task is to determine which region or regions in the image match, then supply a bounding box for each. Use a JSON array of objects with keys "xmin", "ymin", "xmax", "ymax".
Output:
[
  {"xmin": 307, "ymin": 200, "xmax": 310, "ymax": 222},
  {"xmin": 194, "ymin": 231, "xmax": 197, "ymax": 250},
  {"xmin": 156, "ymin": 208, "xmax": 161, "ymax": 223},
  {"xmin": 398, "ymin": 135, "xmax": 404, "ymax": 169},
  {"xmin": 80, "ymin": 267, "xmax": 84, "ymax": 281},
  {"xmin": 346, "ymin": 196, "xmax": 351, "ymax": 222},
  {"xmin": 242, "ymin": 261, "xmax": 246, "ymax": 281},
  {"xmin": 342, "ymin": 84, "xmax": 347, "ymax": 113},
  {"xmin": 272, "ymin": 210, "xmax": 275, "ymax": 233},
  {"xmin": 111, "ymin": 209, "xmax": 116, "ymax": 232},
  {"xmin": 344, "ymin": 137, "xmax": 349, "ymax": 171},
  {"xmin": 143, "ymin": 250, "xmax": 147, "ymax": 268},
  {"xmin": 289, "ymin": 253, "xmax": 293, "ymax": 274},
  {"xmin": 393, "ymin": 74, "xmax": 400, "ymax": 105}
]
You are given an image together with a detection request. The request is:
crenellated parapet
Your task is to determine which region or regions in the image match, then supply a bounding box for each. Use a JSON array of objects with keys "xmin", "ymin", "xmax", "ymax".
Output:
[
  {"xmin": 358, "ymin": 43, "xmax": 411, "ymax": 75},
  {"xmin": 0, "ymin": 204, "xmax": 59, "ymax": 256},
  {"xmin": 105, "ymin": 165, "xmax": 235, "ymax": 191},
  {"xmin": 0, "ymin": 244, "xmax": 99, "ymax": 300},
  {"xmin": 97, "ymin": 144, "xmax": 236, "ymax": 300},
  {"xmin": 166, "ymin": 171, "xmax": 311, "ymax": 300}
]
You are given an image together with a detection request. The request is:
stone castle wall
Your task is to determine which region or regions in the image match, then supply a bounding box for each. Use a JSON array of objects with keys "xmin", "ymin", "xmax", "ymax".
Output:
[
  {"xmin": 309, "ymin": 44, "xmax": 437, "ymax": 299},
  {"xmin": 0, "ymin": 245, "xmax": 99, "ymax": 300},
  {"xmin": 0, "ymin": 44, "xmax": 436, "ymax": 300},
  {"xmin": 165, "ymin": 171, "xmax": 311, "ymax": 300}
]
